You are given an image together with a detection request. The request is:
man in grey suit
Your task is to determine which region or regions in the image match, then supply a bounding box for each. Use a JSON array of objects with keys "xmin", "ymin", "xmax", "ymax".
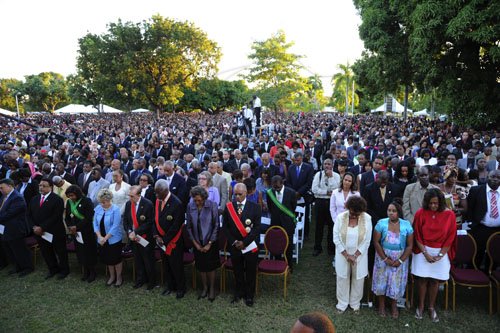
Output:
[
  {"xmin": 208, "ymin": 162, "xmax": 228, "ymax": 214},
  {"xmin": 403, "ymin": 166, "xmax": 438, "ymax": 223}
]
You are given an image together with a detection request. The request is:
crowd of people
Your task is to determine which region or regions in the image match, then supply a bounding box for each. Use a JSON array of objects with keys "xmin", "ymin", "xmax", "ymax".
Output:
[{"xmin": 0, "ymin": 109, "xmax": 499, "ymax": 317}]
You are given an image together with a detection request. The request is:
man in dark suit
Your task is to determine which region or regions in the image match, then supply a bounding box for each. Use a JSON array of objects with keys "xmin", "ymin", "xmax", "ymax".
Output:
[
  {"xmin": 267, "ymin": 176, "xmax": 297, "ymax": 270},
  {"xmin": 163, "ymin": 161, "xmax": 188, "ymax": 205},
  {"xmin": 223, "ymin": 183, "xmax": 261, "ymax": 307},
  {"xmin": 359, "ymin": 155, "xmax": 385, "ymax": 195},
  {"xmin": 130, "ymin": 158, "xmax": 152, "ymax": 185},
  {"xmin": 28, "ymin": 178, "xmax": 69, "ymax": 280},
  {"xmin": 392, "ymin": 145, "xmax": 409, "ymax": 162},
  {"xmin": 16, "ymin": 168, "xmax": 39, "ymax": 205},
  {"xmin": 124, "ymin": 186, "xmax": 156, "ymax": 290},
  {"xmin": 0, "ymin": 178, "xmax": 33, "ymax": 276},
  {"xmin": 55, "ymin": 162, "xmax": 76, "ymax": 185},
  {"xmin": 259, "ymin": 135, "xmax": 275, "ymax": 154},
  {"xmin": 254, "ymin": 153, "xmax": 279, "ymax": 179},
  {"xmin": 152, "ymin": 141, "xmax": 169, "ymax": 159},
  {"xmin": 349, "ymin": 154, "xmax": 366, "ymax": 178},
  {"xmin": 77, "ymin": 161, "xmax": 93, "ymax": 195},
  {"xmin": 286, "ymin": 152, "xmax": 314, "ymax": 238},
  {"xmin": 153, "ymin": 179, "xmax": 186, "ymax": 299},
  {"xmin": 467, "ymin": 170, "xmax": 500, "ymax": 271},
  {"xmin": 67, "ymin": 159, "xmax": 82, "ymax": 180},
  {"xmin": 363, "ymin": 170, "xmax": 403, "ymax": 270},
  {"xmin": 226, "ymin": 149, "xmax": 247, "ymax": 173}
]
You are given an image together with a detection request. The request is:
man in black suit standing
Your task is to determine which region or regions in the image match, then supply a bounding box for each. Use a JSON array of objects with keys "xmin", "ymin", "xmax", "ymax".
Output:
[
  {"xmin": 153, "ymin": 179, "xmax": 186, "ymax": 299},
  {"xmin": 124, "ymin": 186, "xmax": 156, "ymax": 290},
  {"xmin": 0, "ymin": 178, "xmax": 33, "ymax": 276},
  {"xmin": 28, "ymin": 178, "xmax": 69, "ymax": 280},
  {"xmin": 223, "ymin": 183, "xmax": 261, "ymax": 307},
  {"xmin": 286, "ymin": 152, "xmax": 314, "ymax": 238},
  {"xmin": 267, "ymin": 176, "xmax": 297, "ymax": 270},
  {"xmin": 467, "ymin": 170, "xmax": 500, "ymax": 270},
  {"xmin": 163, "ymin": 161, "xmax": 188, "ymax": 207},
  {"xmin": 226, "ymin": 149, "xmax": 247, "ymax": 173},
  {"xmin": 359, "ymin": 155, "xmax": 384, "ymax": 195},
  {"xmin": 77, "ymin": 161, "xmax": 93, "ymax": 196},
  {"xmin": 254, "ymin": 153, "xmax": 279, "ymax": 179},
  {"xmin": 16, "ymin": 168, "xmax": 39, "ymax": 205}
]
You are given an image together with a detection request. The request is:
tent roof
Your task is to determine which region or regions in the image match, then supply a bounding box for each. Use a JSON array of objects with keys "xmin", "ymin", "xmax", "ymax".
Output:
[
  {"xmin": 54, "ymin": 104, "xmax": 97, "ymax": 114},
  {"xmin": 131, "ymin": 108, "xmax": 150, "ymax": 113},
  {"xmin": 101, "ymin": 105, "xmax": 123, "ymax": 113},
  {"xmin": 0, "ymin": 107, "xmax": 16, "ymax": 116}
]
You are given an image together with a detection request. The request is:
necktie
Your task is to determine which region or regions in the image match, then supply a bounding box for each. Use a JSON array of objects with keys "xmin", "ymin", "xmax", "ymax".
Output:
[
  {"xmin": 380, "ymin": 187, "xmax": 386, "ymax": 201},
  {"xmin": 40, "ymin": 195, "xmax": 45, "ymax": 207},
  {"xmin": 296, "ymin": 166, "xmax": 300, "ymax": 178},
  {"xmin": 166, "ymin": 177, "xmax": 171, "ymax": 188},
  {"xmin": 0, "ymin": 197, "xmax": 6, "ymax": 211},
  {"xmin": 491, "ymin": 191, "xmax": 499, "ymax": 219},
  {"xmin": 161, "ymin": 199, "xmax": 167, "ymax": 211}
]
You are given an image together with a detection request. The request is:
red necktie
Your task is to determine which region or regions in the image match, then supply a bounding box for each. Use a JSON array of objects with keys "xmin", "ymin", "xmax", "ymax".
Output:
[
  {"xmin": 491, "ymin": 191, "xmax": 499, "ymax": 219},
  {"xmin": 40, "ymin": 195, "xmax": 45, "ymax": 207}
]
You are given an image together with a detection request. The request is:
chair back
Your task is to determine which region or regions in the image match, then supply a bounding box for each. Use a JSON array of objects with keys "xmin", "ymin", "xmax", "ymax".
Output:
[
  {"xmin": 486, "ymin": 231, "xmax": 500, "ymax": 273},
  {"xmin": 454, "ymin": 233, "xmax": 477, "ymax": 268},
  {"xmin": 264, "ymin": 226, "xmax": 289, "ymax": 259},
  {"xmin": 182, "ymin": 227, "xmax": 194, "ymax": 250}
]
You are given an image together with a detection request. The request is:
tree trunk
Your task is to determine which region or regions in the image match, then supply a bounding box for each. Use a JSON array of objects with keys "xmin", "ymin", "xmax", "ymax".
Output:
[
  {"xmin": 345, "ymin": 78, "xmax": 349, "ymax": 117},
  {"xmin": 403, "ymin": 85, "xmax": 409, "ymax": 121}
]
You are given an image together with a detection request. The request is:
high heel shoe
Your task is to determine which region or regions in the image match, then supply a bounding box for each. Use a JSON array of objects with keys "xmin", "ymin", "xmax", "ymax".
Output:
[
  {"xmin": 114, "ymin": 279, "xmax": 123, "ymax": 288},
  {"xmin": 429, "ymin": 308, "xmax": 439, "ymax": 323},
  {"xmin": 197, "ymin": 290, "xmax": 208, "ymax": 300},
  {"xmin": 106, "ymin": 279, "xmax": 116, "ymax": 287},
  {"xmin": 415, "ymin": 307, "xmax": 423, "ymax": 320}
]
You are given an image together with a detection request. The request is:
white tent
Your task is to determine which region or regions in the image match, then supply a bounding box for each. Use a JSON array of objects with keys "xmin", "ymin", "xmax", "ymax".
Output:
[
  {"xmin": 391, "ymin": 98, "xmax": 412, "ymax": 114},
  {"xmin": 413, "ymin": 109, "xmax": 429, "ymax": 116},
  {"xmin": 100, "ymin": 104, "xmax": 123, "ymax": 113},
  {"xmin": 370, "ymin": 103, "xmax": 386, "ymax": 113},
  {"xmin": 0, "ymin": 107, "xmax": 16, "ymax": 116},
  {"xmin": 54, "ymin": 104, "xmax": 97, "ymax": 114},
  {"xmin": 131, "ymin": 108, "xmax": 150, "ymax": 113}
]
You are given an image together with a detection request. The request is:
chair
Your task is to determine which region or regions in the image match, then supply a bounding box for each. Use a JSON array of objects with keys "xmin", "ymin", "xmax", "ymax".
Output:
[
  {"xmin": 486, "ymin": 231, "xmax": 500, "ymax": 314},
  {"xmin": 451, "ymin": 233, "xmax": 492, "ymax": 314},
  {"xmin": 217, "ymin": 231, "xmax": 227, "ymax": 292},
  {"xmin": 24, "ymin": 236, "xmax": 39, "ymax": 268},
  {"xmin": 182, "ymin": 230, "xmax": 196, "ymax": 289},
  {"xmin": 121, "ymin": 246, "xmax": 135, "ymax": 281},
  {"xmin": 257, "ymin": 226, "xmax": 290, "ymax": 300},
  {"xmin": 222, "ymin": 241, "xmax": 234, "ymax": 293},
  {"xmin": 292, "ymin": 206, "xmax": 305, "ymax": 264},
  {"xmin": 154, "ymin": 248, "xmax": 164, "ymax": 285}
]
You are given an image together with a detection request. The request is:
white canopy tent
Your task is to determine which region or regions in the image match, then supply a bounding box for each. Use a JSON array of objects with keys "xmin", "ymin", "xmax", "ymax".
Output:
[
  {"xmin": 370, "ymin": 97, "xmax": 412, "ymax": 114},
  {"xmin": 370, "ymin": 103, "xmax": 386, "ymax": 113},
  {"xmin": 0, "ymin": 107, "xmax": 16, "ymax": 116},
  {"xmin": 100, "ymin": 104, "xmax": 123, "ymax": 113},
  {"xmin": 54, "ymin": 104, "xmax": 96, "ymax": 114},
  {"xmin": 131, "ymin": 108, "xmax": 150, "ymax": 113},
  {"xmin": 413, "ymin": 109, "xmax": 430, "ymax": 116}
]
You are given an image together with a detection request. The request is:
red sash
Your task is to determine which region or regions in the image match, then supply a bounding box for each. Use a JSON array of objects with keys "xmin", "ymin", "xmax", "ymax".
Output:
[
  {"xmin": 226, "ymin": 202, "xmax": 258, "ymax": 253},
  {"xmin": 131, "ymin": 202, "xmax": 146, "ymax": 239},
  {"xmin": 155, "ymin": 199, "xmax": 183, "ymax": 255}
]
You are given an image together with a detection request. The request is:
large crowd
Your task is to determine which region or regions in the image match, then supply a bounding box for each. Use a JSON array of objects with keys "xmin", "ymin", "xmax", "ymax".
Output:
[{"xmin": 0, "ymin": 108, "xmax": 499, "ymax": 320}]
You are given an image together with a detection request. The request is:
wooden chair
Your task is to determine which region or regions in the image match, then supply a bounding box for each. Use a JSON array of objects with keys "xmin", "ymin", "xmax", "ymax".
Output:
[
  {"xmin": 486, "ymin": 231, "xmax": 500, "ymax": 314},
  {"xmin": 217, "ymin": 231, "xmax": 227, "ymax": 293},
  {"xmin": 24, "ymin": 236, "xmax": 39, "ymax": 268},
  {"xmin": 182, "ymin": 230, "xmax": 196, "ymax": 289},
  {"xmin": 451, "ymin": 233, "xmax": 492, "ymax": 314},
  {"xmin": 154, "ymin": 248, "xmax": 164, "ymax": 285},
  {"xmin": 256, "ymin": 226, "xmax": 290, "ymax": 300}
]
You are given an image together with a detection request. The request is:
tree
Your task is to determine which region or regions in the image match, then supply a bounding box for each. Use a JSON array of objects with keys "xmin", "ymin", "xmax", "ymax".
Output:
[
  {"xmin": 0, "ymin": 78, "xmax": 24, "ymax": 113},
  {"xmin": 180, "ymin": 78, "xmax": 249, "ymax": 113},
  {"xmin": 246, "ymin": 30, "xmax": 308, "ymax": 112},
  {"xmin": 330, "ymin": 63, "xmax": 359, "ymax": 114},
  {"xmin": 18, "ymin": 72, "xmax": 69, "ymax": 112},
  {"xmin": 75, "ymin": 15, "xmax": 221, "ymax": 115}
]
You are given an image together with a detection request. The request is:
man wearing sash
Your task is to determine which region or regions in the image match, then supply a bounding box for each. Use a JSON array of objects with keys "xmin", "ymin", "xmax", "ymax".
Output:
[
  {"xmin": 152, "ymin": 179, "xmax": 186, "ymax": 299},
  {"xmin": 223, "ymin": 183, "xmax": 261, "ymax": 307},
  {"xmin": 267, "ymin": 176, "xmax": 297, "ymax": 271},
  {"xmin": 124, "ymin": 186, "xmax": 156, "ymax": 290}
]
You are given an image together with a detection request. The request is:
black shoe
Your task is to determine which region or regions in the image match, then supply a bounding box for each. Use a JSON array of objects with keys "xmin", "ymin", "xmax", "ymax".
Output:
[
  {"xmin": 105, "ymin": 279, "xmax": 116, "ymax": 287},
  {"xmin": 230, "ymin": 296, "xmax": 241, "ymax": 304},
  {"xmin": 18, "ymin": 269, "xmax": 33, "ymax": 278},
  {"xmin": 45, "ymin": 272, "xmax": 56, "ymax": 280},
  {"xmin": 198, "ymin": 290, "xmax": 208, "ymax": 300},
  {"xmin": 176, "ymin": 291, "xmax": 185, "ymax": 299},
  {"xmin": 245, "ymin": 298, "xmax": 254, "ymax": 307},
  {"xmin": 162, "ymin": 289, "xmax": 172, "ymax": 296},
  {"xmin": 312, "ymin": 249, "xmax": 322, "ymax": 257},
  {"xmin": 146, "ymin": 284, "xmax": 157, "ymax": 291},
  {"xmin": 56, "ymin": 273, "xmax": 69, "ymax": 280},
  {"xmin": 133, "ymin": 282, "xmax": 145, "ymax": 289}
]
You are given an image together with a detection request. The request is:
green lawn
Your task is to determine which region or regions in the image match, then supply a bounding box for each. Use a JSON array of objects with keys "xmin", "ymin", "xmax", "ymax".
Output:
[{"xmin": 0, "ymin": 233, "xmax": 498, "ymax": 332}]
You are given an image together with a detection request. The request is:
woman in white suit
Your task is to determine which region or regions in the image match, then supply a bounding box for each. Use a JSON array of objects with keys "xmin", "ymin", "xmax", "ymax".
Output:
[
  {"xmin": 333, "ymin": 196, "xmax": 372, "ymax": 314},
  {"xmin": 330, "ymin": 172, "xmax": 360, "ymax": 223}
]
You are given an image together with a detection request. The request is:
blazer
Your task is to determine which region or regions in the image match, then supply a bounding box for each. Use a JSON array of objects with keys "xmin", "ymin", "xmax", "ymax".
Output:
[
  {"xmin": 349, "ymin": 164, "xmax": 364, "ymax": 178},
  {"xmin": 212, "ymin": 173, "xmax": 229, "ymax": 211},
  {"xmin": 267, "ymin": 186, "xmax": 297, "ymax": 228},
  {"xmin": 223, "ymin": 199, "xmax": 262, "ymax": 248},
  {"xmin": 363, "ymin": 182, "xmax": 403, "ymax": 225},
  {"xmin": 17, "ymin": 180, "xmax": 39, "ymax": 205},
  {"xmin": 77, "ymin": 172, "xmax": 93, "ymax": 195},
  {"xmin": 28, "ymin": 192, "xmax": 66, "ymax": 238},
  {"xmin": 0, "ymin": 189, "xmax": 29, "ymax": 241},
  {"xmin": 466, "ymin": 184, "xmax": 488, "ymax": 228},
  {"xmin": 167, "ymin": 173, "xmax": 188, "ymax": 204},
  {"xmin": 65, "ymin": 196, "xmax": 95, "ymax": 238},
  {"xmin": 152, "ymin": 193, "xmax": 185, "ymax": 247},
  {"xmin": 286, "ymin": 163, "xmax": 314, "ymax": 198},
  {"xmin": 186, "ymin": 199, "xmax": 219, "ymax": 246},
  {"xmin": 226, "ymin": 159, "xmax": 248, "ymax": 173},
  {"xmin": 359, "ymin": 170, "xmax": 376, "ymax": 196},
  {"xmin": 254, "ymin": 164, "xmax": 279, "ymax": 179},
  {"xmin": 143, "ymin": 186, "xmax": 156, "ymax": 203},
  {"xmin": 123, "ymin": 197, "xmax": 154, "ymax": 241},
  {"xmin": 92, "ymin": 204, "xmax": 122, "ymax": 245},
  {"xmin": 130, "ymin": 169, "xmax": 152, "ymax": 185}
]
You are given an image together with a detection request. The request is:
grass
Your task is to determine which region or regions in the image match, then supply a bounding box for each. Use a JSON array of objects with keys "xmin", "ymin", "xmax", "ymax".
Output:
[{"xmin": 1, "ymin": 229, "xmax": 498, "ymax": 332}]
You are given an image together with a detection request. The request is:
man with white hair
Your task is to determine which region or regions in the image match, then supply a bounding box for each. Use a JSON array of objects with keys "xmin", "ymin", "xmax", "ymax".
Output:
[{"xmin": 208, "ymin": 162, "xmax": 228, "ymax": 213}]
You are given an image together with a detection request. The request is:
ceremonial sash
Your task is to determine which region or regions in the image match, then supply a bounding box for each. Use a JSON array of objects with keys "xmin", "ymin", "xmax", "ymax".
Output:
[
  {"xmin": 155, "ymin": 199, "xmax": 183, "ymax": 255},
  {"xmin": 131, "ymin": 202, "xmax": 146, "ymax": 239},
  {"xmin": 226, "ymin": 202, "xmax": 258, "ymax": 253},
  {"xmin": 68, "ymin": 199, "xmax": 84, "ymax": 220},
  {"xmin": 266, "ymin": 189, "xmax": 297, "ymax": 223}
]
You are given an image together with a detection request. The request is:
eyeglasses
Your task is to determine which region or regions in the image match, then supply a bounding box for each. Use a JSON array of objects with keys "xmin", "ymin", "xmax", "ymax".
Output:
[
  {"xmin": 139, "ymin": 178, "xmax": 148, "ymax": 182},
  {"xmin": 234, "ymin": 192, "xmax": 245, "ymax": 196},
  {"xmin": 198, "ymin": 177, "xmax": 207, "ymax": 180}
]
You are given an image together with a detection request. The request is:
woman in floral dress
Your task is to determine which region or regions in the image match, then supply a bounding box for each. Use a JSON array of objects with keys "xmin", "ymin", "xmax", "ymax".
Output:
[{"xmin": 372, "ymin": 200, "xmax": 414, "ymax": 318}]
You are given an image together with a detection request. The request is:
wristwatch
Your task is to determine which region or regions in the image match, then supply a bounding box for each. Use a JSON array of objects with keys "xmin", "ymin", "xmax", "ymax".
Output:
[{"xmin": 438, "ymin": 253, "xmax": 444, "ymax": 257}]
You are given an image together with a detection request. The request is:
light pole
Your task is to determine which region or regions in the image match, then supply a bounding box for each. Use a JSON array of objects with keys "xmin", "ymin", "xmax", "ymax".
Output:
[{"xmin": 15, "ymin": 92, "xmax": 21, "ymax": 118}]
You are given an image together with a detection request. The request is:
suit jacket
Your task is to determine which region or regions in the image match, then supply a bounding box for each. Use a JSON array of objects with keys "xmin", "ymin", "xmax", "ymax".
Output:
[
  {"xmin": 487, "ymin": 160, "xmax": 498, "ymax": 171},
  {"xmin": 349, "ymin": 164, "xmax": 365, "ymax": 178},
  {"xmin": 240, "ymin": 147, "xmax": 254, "ymax": 159},
  {"xmin": 254, "ymin": 164, "xmax": 279, "ymax": 179},
  {"xmin": 212, "ymin": 173, "xmax": 228, "ymax": 211},
  {"xmin": 153, "ymin": 193, "xmax": 185, "ymax": 247},
  {"xmin": 67, "ymin": 166, "xmax": 83, "ymax": 180},
  {"xmin": 226, "ymin": 159, "xmax": 248, "ymax": 173},
  {"xmin": 152, "ymin": 147, "xmax": 169, "ymax": 159},
  {"xmin": 130, "ymin": 169, "xmax": 152, "ymax": 185},
  {"xmin": 123, "ymin": 197, "xmax": 155, "ymax": 241},
  {"xmin": 359, "ymin": 170, "xmax": 377, "ymax": 196},
  {"xmin": 466, "ymin": 185, "xmax": 488, "ymax": 228},
  {"xmin": 17, "ymin": 180, "xmax": 39, "ymax": 206},
  {"xmin": 457, "ymin": 157, "xmax": 476, "ymax": 170},
  {"xmin": 61, "ymin": 172, "xmax": 76, "ymax": 185},
  {"xmin": 260, "ymin": 141, "xmax": 275, "ymax": 153},
  {"xmin": 0, "ymin": 189, "xmax": 29, "ymax": 241},
  {"xmin": 267, "ymin": 186, "xmax": 297, "ymax": 228},
  {"xmin": 286, "ymin": 163, "xmax": 314, "ymax": 198},
  {"xmin": 143, "ymin": 186, "xmax": 156, "ymax": 203},
  {"xmin": 77, "ymin": 172, "xmax": 93, "ymax": 195},
  {"xmin": 167, "ymin": 173, "xmax": 188, "ymax": 204},
  {"xmin": 28, "ymin": 192, "xmax": 65, "ymax": 238},
  {"xmin": 186, "ymin": 200, "xmax": 219, "ymax": 246},
  {"xmin": 363, "ymin": 182, "xmax": 403, "ymax": 225},
  {"xmin": 223, "ymin": 200, "xmax": 262, "ymax": 248},
  {"xmin": 64, "ymin": 196, "xmax": 95, "ymax": 239}
]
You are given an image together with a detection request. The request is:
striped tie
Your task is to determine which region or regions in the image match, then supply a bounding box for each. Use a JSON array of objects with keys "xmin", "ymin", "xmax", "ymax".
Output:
[{"xmin": 491, "ymin": 191, "xmax": 499, "ymax": 219}]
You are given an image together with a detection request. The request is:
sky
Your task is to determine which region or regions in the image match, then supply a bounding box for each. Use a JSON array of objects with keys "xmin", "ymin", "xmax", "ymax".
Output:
[{"xmin": 0, "ymin": 0, "xmax": 365, "ymax": 95}]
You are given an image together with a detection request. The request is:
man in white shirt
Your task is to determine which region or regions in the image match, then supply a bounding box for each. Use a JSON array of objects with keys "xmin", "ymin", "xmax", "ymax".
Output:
[
  {"xmin": 243, "ymin": 106, "xmax": 253, "ymax": 136},
  {"xmin": 253, "ymin": 95, "xmax": 261, "ymax": 129}
]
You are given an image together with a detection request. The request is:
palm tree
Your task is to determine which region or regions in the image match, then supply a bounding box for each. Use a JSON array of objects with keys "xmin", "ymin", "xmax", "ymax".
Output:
[{"xmin": 331, "ymin": 63, "xmax": 358, "ymax": 115}]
